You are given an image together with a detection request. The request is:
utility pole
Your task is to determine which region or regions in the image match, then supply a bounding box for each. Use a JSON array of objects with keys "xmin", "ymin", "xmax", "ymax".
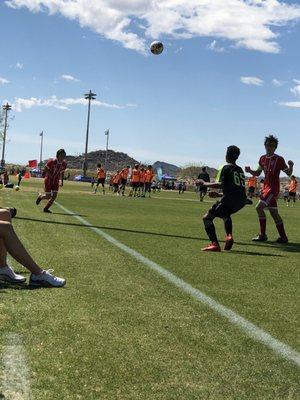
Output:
[
  {"xmin": 1, "ymin": 103, "xmax": 12, "ymax": 167},
  {"xmin": 39, "ymin": 131, "xmax": 44, "ymax": 169},
  {"xmin": 83, "ymin": 90, "xmax": 97, "ymax": 176},
  {"xmin": 104, "ymin": 129, "xmax": 109, "ymax": 171}
]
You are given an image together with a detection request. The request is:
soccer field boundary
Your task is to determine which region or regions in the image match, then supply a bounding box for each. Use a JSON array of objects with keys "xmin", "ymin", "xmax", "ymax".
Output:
[
  {"xmin": 56, "ymin": 201, "xmax": 300, "ymax": 368},
  {"xmin": 1, "ymin": 333, "xmax": 31, "ymax": 400}
]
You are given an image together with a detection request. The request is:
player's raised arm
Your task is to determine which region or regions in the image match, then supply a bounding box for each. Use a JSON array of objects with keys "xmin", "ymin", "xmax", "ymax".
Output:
[
  {"xmin": 284, "ymin": 160, "xmax": 294, "ymax": 177},
  {"xmin": 245, "ymin": 165, "xmax": 262, "ymax": 176}
]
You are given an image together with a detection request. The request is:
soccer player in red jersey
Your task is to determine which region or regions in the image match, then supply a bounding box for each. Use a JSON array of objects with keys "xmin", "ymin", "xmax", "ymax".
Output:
[
  {"xmin": 245, "ymin": 135, "xmax": 294, "ymax": 243},
  {"xmin": 36, "ymin": 149, "xmax": 67, "ymax": 213}
]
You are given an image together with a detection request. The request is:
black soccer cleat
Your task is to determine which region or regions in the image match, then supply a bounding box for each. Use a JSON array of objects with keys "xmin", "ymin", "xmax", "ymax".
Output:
[
  {"xmin": 43, "ymin": 208, "xmax": 52, "ymax": 213},
  {"xmin": 252, "ymin": 234, "xmax": 268, "ymax": 242},
  {"xmin": 7, "ymin": 207, "xmax": 17, "ymax": 218},
  {"xmin": 276, "ymin": 237, "xmax": 288, "ymax": 244}
]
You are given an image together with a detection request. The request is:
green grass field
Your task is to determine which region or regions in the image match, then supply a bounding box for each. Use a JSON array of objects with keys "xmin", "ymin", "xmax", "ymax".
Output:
[{"xmin": 0, "ymin": 178, "xmax": 299, "ymax": 399}]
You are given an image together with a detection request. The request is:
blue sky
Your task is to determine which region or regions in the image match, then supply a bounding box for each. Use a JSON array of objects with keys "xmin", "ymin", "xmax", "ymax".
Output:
[{"xmin": 0, "ymin": 0, "xmax": 300, "ymax": 175}]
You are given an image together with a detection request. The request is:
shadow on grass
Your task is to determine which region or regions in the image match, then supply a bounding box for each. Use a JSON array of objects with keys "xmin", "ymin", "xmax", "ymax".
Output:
[
  {"xmin": 15, "ymin": 216, "xmax": 299, "ymax": 253},
  {"xmin": 46, "ymin": 212, "xmax": 88, "ymax": 217},
  {"xmin": 0, "ymin": 281, "xmax": 45, "ymax": 291},
  {"xmin": 229, "ymin": 250, "xmax": 283, "ymax": 257}
]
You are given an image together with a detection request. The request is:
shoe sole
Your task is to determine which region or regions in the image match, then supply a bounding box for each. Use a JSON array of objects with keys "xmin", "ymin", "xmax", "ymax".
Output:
[
  {"xmin": 0, "ymin": 275, "xmax": 26, "ymax": 284},
  {"xmin": 224, "ymin": 239, "xmax": 234, "ymax": 251},
  {"xmin": 201, "ymin": 248, "xmax": 221, "ymax": 252},
  {"xmin": 29, "ymin": 279, "xmax": 66, "ymax": 288}
]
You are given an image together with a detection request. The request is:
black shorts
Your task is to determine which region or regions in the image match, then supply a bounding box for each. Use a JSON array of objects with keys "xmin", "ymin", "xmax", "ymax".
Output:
[
  {"xmin": 132, "ymin": 182, "xmax": 139, "ymax": 189},
  {"xmin": 139, "ymin": 182, "xmax": 145, "ymax": 188},
  {"xmin": 248, "ymin": 186, "xmax": 255, "ymax": 194},
  {"xmin": 145, "ymin": 182, "xmax": 151, "ymax": 191},
  {"xmin": 97, "ymin": 178, "xmax": 105, "ymax": 185},
  {"xmin": 199, "ymin": 186, "xmax": 207, "ymax": 194},
  {"xmin": 289, "ymin": 192, "xmax": 296, "ymax": 198},
  {"xmin": 208, "ymin": 200, "xmax": 244, "ymax": 219},
  {"xmin": 120, "ymin": 178, "xmax": 127, "ymax": 185}
]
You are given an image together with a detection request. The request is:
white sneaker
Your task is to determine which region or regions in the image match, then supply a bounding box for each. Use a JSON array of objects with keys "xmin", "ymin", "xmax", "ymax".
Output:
[
  {"xmin": 0, "ymin": 265, "xmax": 26, "ymax": 283},
  {"xmin": 29, "ymin": 269, "xmax": 66, "ymax": 288}
]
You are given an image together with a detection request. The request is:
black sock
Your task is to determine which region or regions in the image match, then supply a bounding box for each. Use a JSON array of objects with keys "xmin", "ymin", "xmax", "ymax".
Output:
[
  {"xmin": 223, "ymin": 216, "xmax": 232, "ymax": 236},
  {"xmin": 203, "ymin": 217, "xmax": 218, "ymax": 243}
]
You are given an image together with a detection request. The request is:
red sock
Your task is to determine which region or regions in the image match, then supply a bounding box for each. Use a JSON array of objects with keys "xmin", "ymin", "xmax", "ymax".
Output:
[
  {"xmin": 259, "ymin": 217, "xmax": 266, "ymax": 235},
  {"xmin": 276, "ymin": 222, "xmax": 288, "ymax": 240}
]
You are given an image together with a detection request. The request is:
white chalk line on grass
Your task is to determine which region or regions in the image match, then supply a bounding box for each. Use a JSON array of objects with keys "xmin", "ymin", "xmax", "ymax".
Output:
[
  {"xmin": 56, "ymin": 201, "xmax": 300, "ymax": 368},
  {"xmin": 1, "ymin": 333, "xmax": 31, "ymax": 400}
]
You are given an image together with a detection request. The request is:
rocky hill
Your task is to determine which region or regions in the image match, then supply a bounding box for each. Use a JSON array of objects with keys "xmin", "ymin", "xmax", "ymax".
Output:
[
  {"xmin": 65, "ymin": 150, "xmax": 182, "ymax": 175},
  {"xmin": 65, "ymin": 150, "xmax": 139, "ymax": 172}
]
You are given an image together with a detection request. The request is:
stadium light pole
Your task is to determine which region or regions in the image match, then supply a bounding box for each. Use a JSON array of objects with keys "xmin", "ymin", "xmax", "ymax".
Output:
[
  {"xmin": 39, "ymin": 131, "xmax": 44, "ymax": 169},
  {"xmin": 104, "ymin": 129, "xmax": 109, "ymax": 171},
  {"xmin": 1, "ymin": 102, "xmax": 12, "ymax": 167},
  {"xmin": 83, "ymin": 90, "xmax": 97, "ymax": 176}
]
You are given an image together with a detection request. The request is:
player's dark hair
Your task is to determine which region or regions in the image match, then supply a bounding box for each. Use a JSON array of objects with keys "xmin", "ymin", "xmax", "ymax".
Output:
[
  {"xmin": 134, "ymin": 164, "xmax": 139, "ymax": 169},
  {"xmin": 56, "ymin": 149, "xmax": 66, "ymax": 158},
  {"xmin": 201, "ymin": 166, "xmax": 206, "ymax": 172},
  {"xmin": 291, "ymin": 175, "xmax": 295, "ymax": 179},
  {"xmin": 147, "ymin": 165, "xmax": 152, "ymax": 169},
  {"xmin": 264, "ymin": 135, "xmax": 278, "ymax": 148},
  {"xmin": 97, "ymin": 163, "xmax": 101, "ymax": 168},
  {"xmin": 226, "ymin": 145, "xmax": 240, "ymax": 162}
]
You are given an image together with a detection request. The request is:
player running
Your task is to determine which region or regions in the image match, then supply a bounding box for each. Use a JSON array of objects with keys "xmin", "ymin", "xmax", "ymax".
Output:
[
  {"xmin": 288, "ymin": 175, "xmax": 298, "ymax": 207},
  {"xmin": 94, "ymin": 163, "xmax": 106, "ymax": 194},
  {"xmin": 36, "ymin": 149, "xmax": 67, "ymax": 213},
  {"xmin": 245, "ymin": 135, "xmax": 294, "ymax": 243},
  {"xmin": 199, "ymin": 146, "xmax": 246, "ymax": 252}
]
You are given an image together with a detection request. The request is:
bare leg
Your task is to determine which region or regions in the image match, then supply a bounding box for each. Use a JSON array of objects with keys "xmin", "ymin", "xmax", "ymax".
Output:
[{"xmin": 0, "ymin": 210, "xmax": 42, "ymax": 274}]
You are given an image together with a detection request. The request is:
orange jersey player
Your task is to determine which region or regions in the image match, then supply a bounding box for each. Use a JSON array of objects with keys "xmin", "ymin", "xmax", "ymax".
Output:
[
  {"xmin": 288, "ymin": 175, "xmax": 298, "ymax": 206},
  {"xmin": 118, "ymin": 166, "xmax": 130, "ymax": 196},
  {"xmin": 144, "ymin": 165, "xmax": 155, "ymax": 197},
  {"xmin": 112, "ymin": 171, "xmax": 121, "ymax": 193},
  {"xmin": 138, "ymin": 167, "xmax": 146, "ymax": 197},
  {"xmin": 129, "ymin": 164, "xmax": 140, "ymax": 197},
  {"xmin": 247, "ymin": 176, "xmax": 257, "ymax": 198},
  {"xmin": 94, "ymin": 163, "xmax": 106, "ymax": 194}
]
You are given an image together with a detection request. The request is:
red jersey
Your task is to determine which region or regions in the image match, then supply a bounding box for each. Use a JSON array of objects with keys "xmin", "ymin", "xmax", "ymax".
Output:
[
  {"xmin": 45, "ymin": 159, "xmax": 67, "ymax": 183},
  {"xmin": 259, "ymin": 154, "xmax": 288, "ymax": 195}
]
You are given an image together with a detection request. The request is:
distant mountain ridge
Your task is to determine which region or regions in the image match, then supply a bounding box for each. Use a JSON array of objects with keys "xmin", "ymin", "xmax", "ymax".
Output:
[{"xmin": 64, "ymin": 150, "xmax": 181, "ymax": 176}]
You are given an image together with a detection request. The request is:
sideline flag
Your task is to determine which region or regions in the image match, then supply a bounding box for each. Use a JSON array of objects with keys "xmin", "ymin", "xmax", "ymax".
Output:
[{"xmin": 28, "ymin": 159, "xmax": 37, "ymax": 168}]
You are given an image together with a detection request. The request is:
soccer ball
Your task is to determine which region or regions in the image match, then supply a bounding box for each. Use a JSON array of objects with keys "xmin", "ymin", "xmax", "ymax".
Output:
[
  {"xmin": 150, "ymin": 41, "xmax": 164, "ymax": 55},
  {"xmin": 15, "ymin": 185, "xmax": 20, "ymax": 191}
]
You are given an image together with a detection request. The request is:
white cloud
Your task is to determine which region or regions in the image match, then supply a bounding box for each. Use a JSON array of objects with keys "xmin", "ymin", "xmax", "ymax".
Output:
[
  {"xmin": 12, "ymin": 95, "xmax": 132, "ymax": 112},
  {"xmin": 272, "ymin": 79, "xmax": 283, "ymax": 87},
  {"xmin": 5, "ymin": 0, "xmax": 300, "ymax": 54},
  {"xmin": 207, "ymin": 40, "xmax": 225, "ymax": 53},
  {"xmin": 61, "ymin": 74, "xmax": 80, "ymax": 82},
  {"xmin": 0, "ymin": 77, "xmax": 9, "ymax": 84},
  {"xmin": 291, "ymin": 84, "xmax": 300, "ymax": 98},
  {"xmin": 279, "ymin": 101, "xmax": 300, "ymax": 108},
  {"xmin": 240, "ymin": 76, "xmax": 264, "ymax": 86}
]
